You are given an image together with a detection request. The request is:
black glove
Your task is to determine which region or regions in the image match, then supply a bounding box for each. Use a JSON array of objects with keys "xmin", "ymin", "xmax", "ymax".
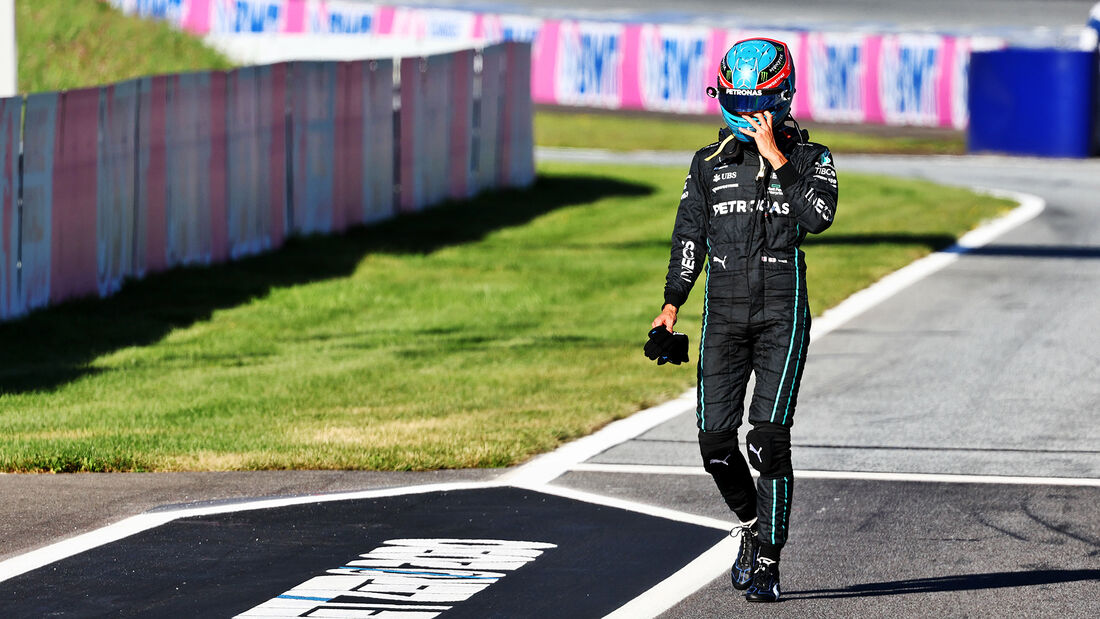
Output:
[{"xmin": 644, "ymin": 327, "xmax": 689, "ymax": 365}]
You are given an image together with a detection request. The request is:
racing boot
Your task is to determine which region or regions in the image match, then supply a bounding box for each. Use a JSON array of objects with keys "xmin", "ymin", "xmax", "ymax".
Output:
[
  {"xmin": 744, "ymin": 557, "xmax": 781, "ymax": 602},
  {"xmin": 730, "ymin": 521, "xmax": 759, "ymax": 590}
]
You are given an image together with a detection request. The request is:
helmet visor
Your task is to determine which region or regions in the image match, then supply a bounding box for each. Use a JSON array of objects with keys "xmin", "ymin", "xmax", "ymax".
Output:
[{"xmin": 717, "ymin": 87, "xmax": 789, "ymax": 114}]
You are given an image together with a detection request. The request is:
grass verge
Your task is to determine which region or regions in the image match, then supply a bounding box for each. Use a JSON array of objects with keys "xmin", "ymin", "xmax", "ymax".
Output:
[
  {"xmin": 535, "ymin": 110, "xmax": 967, "ymax": 155},
  {"xmin": 16, "ymin": 0, "xmax": 233, "ymax": 94},
  {"xmin": 0, "ymin": 162, "xmax": 1012, "ymax": 472}
]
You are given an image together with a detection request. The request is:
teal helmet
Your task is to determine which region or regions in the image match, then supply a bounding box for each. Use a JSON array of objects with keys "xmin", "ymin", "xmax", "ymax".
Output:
[{"xmin": 708, "ymin": 38, "xmax": 796, "ymax": 142}]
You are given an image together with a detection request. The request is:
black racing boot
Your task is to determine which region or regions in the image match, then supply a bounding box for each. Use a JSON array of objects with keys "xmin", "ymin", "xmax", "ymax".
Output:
[
  {"xmin": 730, "ymin": 522, "xmax": 759, "ymax": 591},
  {"xmin": 744, "ymin": 557, "xmax": 781, "ymax": 602}
]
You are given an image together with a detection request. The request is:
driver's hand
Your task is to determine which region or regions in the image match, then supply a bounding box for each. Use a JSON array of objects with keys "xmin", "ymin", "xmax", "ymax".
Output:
[
  {"xmin": 651, "ymin": 304, "xmax": 678, "ymax": 332},
  {"xmin": 739, "ymin": 111, "xmax": 788, "ymax": 169}
]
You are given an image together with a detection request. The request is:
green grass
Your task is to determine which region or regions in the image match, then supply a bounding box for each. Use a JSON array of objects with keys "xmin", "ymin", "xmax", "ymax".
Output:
[
  {"xmin": 0, "ymin": 162, "xmax": 1012, "ymax": 472},
  {"xmin": 16, "ymin": 0, "xmax": 233, "ymax": 94},
  {"xmin": 535, "ymin": 110, "xmax": 966, "ymax": 155}
]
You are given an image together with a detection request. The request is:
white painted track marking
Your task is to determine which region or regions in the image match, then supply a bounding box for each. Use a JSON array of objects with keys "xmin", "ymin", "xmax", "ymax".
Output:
[
  {"xmin": 568, "ymin": 463, "xmax": 1100, "ymax": 487},
  {"xmin": 531, "ymin": 483, "xmax": 734, "ymax": 530}
]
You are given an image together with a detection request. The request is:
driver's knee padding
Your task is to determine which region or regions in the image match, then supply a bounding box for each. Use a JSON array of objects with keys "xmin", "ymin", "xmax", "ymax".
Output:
[
  {"xmin": 698, "ymin": 429, "xmax": 739, "ymax": 473},
  {"xmin": 745, "ymin": 425, "xmax": 792, "ymax": 477}
]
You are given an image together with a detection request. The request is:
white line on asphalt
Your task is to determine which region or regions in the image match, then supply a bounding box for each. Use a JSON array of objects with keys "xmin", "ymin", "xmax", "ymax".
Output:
[
  {"xmin": 530, "ymin": 483, "xmax": 734, "ymax": 530},
  {"xmin": 568, "ymin": 462, "xmax": 1100, "ymax": 487}
]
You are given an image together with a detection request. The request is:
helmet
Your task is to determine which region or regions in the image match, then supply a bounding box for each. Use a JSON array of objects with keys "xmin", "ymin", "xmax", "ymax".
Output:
[{"xmin": 708, "ymin": 38, "xmax": 796, "ymax": 142}]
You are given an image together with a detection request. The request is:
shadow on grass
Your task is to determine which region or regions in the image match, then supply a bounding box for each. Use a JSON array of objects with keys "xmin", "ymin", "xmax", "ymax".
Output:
[
  {"xmin": 0, "ymin": 174, "xmax": 653, "ymax": 395},
  {"xmin": 785, "ymin": 569, "xmax": 1100, "ymax": 600},
  {"xmin": 801, "ymin": 233, "xmax": 957, "ymax": 249},
  {"xmin": 605, "ymin": 233, "xmax": 961, "ymax": 253}
]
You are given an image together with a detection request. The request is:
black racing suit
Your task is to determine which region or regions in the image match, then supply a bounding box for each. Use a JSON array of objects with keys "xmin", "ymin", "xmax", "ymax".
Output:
[{"xmin": 663, "ymin": 126, "xmax": 837, "ymax": 558}]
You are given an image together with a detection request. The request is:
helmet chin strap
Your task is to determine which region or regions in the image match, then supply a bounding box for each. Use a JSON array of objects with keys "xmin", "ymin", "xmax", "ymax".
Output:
[{"xmin": 705, "ymin": 133, "xmax": 739, "ymax": 162}]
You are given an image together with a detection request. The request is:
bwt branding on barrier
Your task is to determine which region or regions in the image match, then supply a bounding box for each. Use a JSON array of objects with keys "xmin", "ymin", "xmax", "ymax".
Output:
[
  {"xmin": 637, "ymin": 25, "xmax": 712, "ymax": 114},
  {"xmin": 214, "ymin": 0, "xmax": 286, "ymax": 34},
  {"xmin": 554, "ymin": 21, "xmax": 624, "ymax": 109},
  {"xmin": 390, "ymin": 8, "xmax": 477, "ymax": 39},
  {"xmin": 879, "ymin": 34, "xmax": 946, "ymax": 127},
  {"xmin": 108, "ymin": 0, "xmax": 186, "ymax": 21},
  {"xmin": 808, "ymin": 33, "xmax": 866, "ymax": 124},
  {"xmin": 309, "ymin": 1, "xmax": 375, "ymax": 35},
  {"xmin": 480, "ymin": 15, "xmax": 541, "ymax": 45}
]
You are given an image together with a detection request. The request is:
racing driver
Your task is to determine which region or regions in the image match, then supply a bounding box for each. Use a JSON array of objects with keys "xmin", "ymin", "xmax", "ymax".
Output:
[{"xmin": 651, "ymin": 38, "xmax": 838, "ymax": 603}]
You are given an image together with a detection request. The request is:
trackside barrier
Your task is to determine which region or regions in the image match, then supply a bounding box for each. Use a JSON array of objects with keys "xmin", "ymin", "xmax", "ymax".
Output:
[
  {"xmin": 20, "ymin": 93, "xmax": 58, "ymax": 314},
  {"xmin": 0, "ymin": 42, "xmax": 534, "ymax": 322},
  {"xmin": 358, "ymin": 59, "xmax": 396, "ymax": 224},
  {"xmin": 0, "ymin": 96, "xmax": 18, "ymax": 320},
  {"xmin": 502, "ymin": 42, "xmax": 535, "ymax": 189},
  {"xmin": 475, "ymin": 44, "xmax": 503, "ymax": 194},
  {"xmin": 227, "ymin": 64, "xmax": 286, "ymax": 259},
  {"xmin": 165, "ymin": 72, "xmax": 218, "ymax": 267},
  {"xmin": 136, "ymin": 75, "xmax": 168, "ymax": 277},
  {"xmin": 289, "ymin": 61, "xmax": 336, "ymax": 235},
  {"xmin": 98, "ymin": 80, "xmax": 140, "ymax": 297},
  {"xmin": 399, "ymin": 53, "xmax": 455, "ymax": 212},
  {"xmin": 51, "ymin": 88, "xmax": 100, "ymax": 305}
]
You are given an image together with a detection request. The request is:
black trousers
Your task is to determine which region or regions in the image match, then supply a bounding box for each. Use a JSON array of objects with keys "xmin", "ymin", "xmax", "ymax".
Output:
[{"xmin": 696, "ymin": 269, "xmax": 810, "ymax": 550}]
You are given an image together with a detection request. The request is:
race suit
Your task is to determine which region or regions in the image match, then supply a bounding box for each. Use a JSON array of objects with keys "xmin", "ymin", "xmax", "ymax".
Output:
[{"xmin": 663, "ymin": 126, "xmax": 837, "ymax": 555}]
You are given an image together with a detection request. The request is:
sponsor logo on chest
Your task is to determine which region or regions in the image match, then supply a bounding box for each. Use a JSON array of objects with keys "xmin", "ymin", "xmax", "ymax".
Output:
[{"xmin": 712, "ymin": 199, "xmax": 790, "ymax": 217}]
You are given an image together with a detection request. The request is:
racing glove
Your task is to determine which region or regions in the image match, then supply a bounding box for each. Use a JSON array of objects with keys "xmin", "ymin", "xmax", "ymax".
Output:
[{"xmin": 644, "ymin": 327, "xmax": 690, "ymax": 365}]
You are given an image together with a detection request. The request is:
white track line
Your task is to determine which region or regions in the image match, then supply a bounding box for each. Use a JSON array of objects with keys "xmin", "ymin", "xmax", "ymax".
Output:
[
  {"xmin": 529, "ymin": 483, "xmax": 734, "ymax": 530},
  {"xmin": 568, "ymin": 462, "xmax": 1100, "ymax": 487}
]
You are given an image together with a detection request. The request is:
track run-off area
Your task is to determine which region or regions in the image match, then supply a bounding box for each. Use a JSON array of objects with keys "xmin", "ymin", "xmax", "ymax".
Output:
[{"xmin": 0, "ymin": 150, "xmax": 1096, "ymax": 617}]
